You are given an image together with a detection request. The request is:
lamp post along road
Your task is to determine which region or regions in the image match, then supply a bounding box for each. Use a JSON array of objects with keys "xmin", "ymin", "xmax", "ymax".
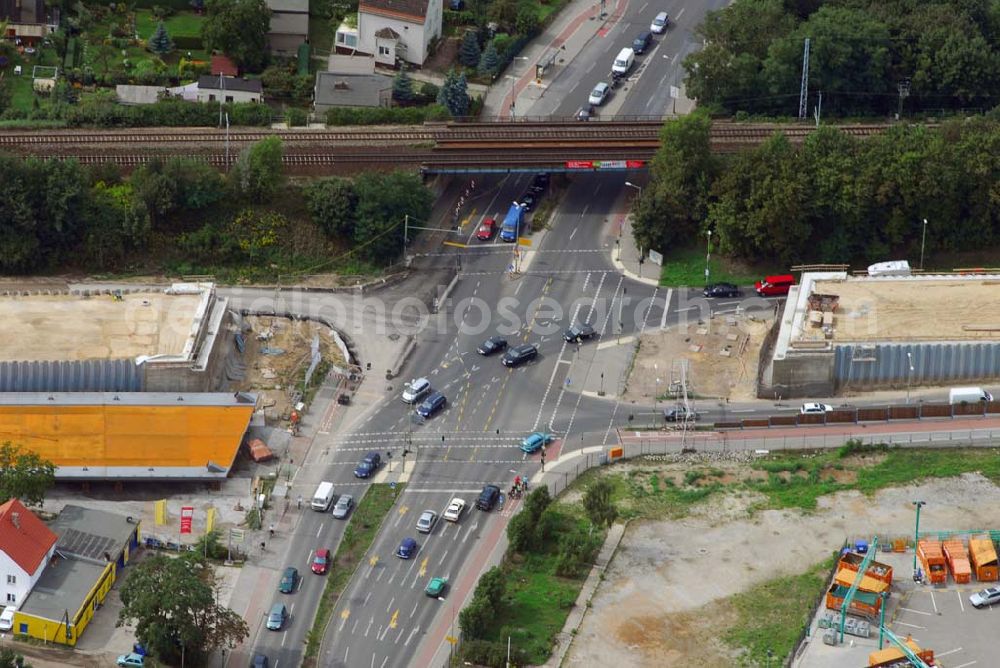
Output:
[
  {"xmin": 920, "ymin": 218, "xmax": 928, "ymax": 270},
  {"xmin": 705, "ymin": 229, "xmax": 713, "ymax": 284},
  {"xmin": 912, "ymin": 500, "xmax": 926, "ymax": 574}
]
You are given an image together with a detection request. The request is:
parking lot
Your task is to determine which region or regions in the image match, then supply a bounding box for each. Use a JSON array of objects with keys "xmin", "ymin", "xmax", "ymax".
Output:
[{"xmin": 796, "ymin": 550, "xmax": 991, "ymax": 668}]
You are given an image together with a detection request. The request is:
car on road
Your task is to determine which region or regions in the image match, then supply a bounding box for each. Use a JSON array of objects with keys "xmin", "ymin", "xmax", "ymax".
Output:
[
  {"xmin": 279, "ymin": 566, "xmax": 299, "ymax": 593},
  {"xmin": 800, "ymin": 402, "xmax": 834, "ymax": 415},
  {"xmin": 332, "ymin": 494, "xmax": 354, "ymax": 519},
  {"xmin": 397, "ymin": 537, "xmax": 418, "ymax": 559},
  {"xmin": 354, "ymin": 451, "xmax": 381, "ymax": 478},
  {"xmin": 564, "ymin": 323, "xmax": 596, "ymax": 343},
  {"xmin": 530, "ymin": 173, "xmax": 550, "ymax": 194},
  {"xmin": 476, "ymin": 218, "xmax": 496, "ymax": 240},
  {"xmin": 266, "ymin": 602, "xmax": 287, "ymax": 631},
  {"xmin": 311, "ymin": 548, "xmax": 331, "ymax": 575},
  {"xmin": 251, "ymin": 654, "xmax": 269, "ymax": 668},
  {"xmin": 703, "ymin": 283, "xmax": 740, "ymax": 298},
  {"xmin": 117, "ymin": 654, "xmax": 145, "ymax": 667},
  {"xmin": 633, "ymin": 31, "xmax": 653, "ymax": 54},
  {"xmin": 502, "ymin": 343, "xmax": 538, "ymax": 367},
  {"xmin": 425, "ymin": 576, "xmax": 448, "ymax": 597},
  {"xmin": 663, "ymin": 407, "xmax": 699, "ymax": 422},
  {"xmin": 402, "ymin": 377, "xmax": 431, "ymax": 403},
  {"xmin": 477, "ymin": 484, "xmax": 501, "ymax": 511},
  {"xmin": 521, "ymin": 432, "xmax": 554, "ymax": 453},
  {"xmin": 443, "ymin": 498, "xmax": 466, "ymax": 522},
  {"xmin": 416, "ymin": 391, "xmax": 447, "ymax": 418},
  {"xmin": 520, "ymin": 192, "xmax": 536, "ymax": 212},
  {"xmin": 416, "ymin": 510, "xmax": 438, "ymax": 533},
  {"xmin": 970, "ymin": 586, "xmax": 1000, "ymax": 608},
  {"xmin": 576, "ymin": 104, "xmax": 594, "ymax": 121},
  {"xmin": 477, "ymin": 336, "xmax": 508, "ymax": 355},
  {"xmin": 588, "ymin": 82, "xmax": 610, "ymax": 106},
  {"xmin": 650, "ymin": 11, "xmax": 669, "ymax": 33}
]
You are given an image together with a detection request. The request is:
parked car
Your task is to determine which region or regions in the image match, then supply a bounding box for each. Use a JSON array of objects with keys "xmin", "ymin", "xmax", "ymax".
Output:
[
  {"xmin": 754, "ymin": 274, "xmax": 795, "ymax": 297},
  {"xmin": 588, "ymin": 82, "xmax": 610, "ymax": 106},
  {"xmin": 251, "ymin": 654, "xmax": 269, "ymax": 668},
  {"xmin": 800, "ymin": 402, "xmax": 833, "ymax": 415},
  {"xmin": 266, "ymin": 603, "xmax": 287, "ymax": 631},
  {"xmin": 520, "ymin": 192, "xmax": 536, "ymax": 212},
  {"xmin": 416, "ymin": 510, "xmax": 438, "ymax": 533},
  {"xmin": 664, "ymin": 407, "xmax": 699, "ymax": 422},
  {"xmin": 332, "ymin": 494, "xmax": 354, "ymax": 519},
  {"xmin": 425, "ymin": 576, "xmax": 448, "ymax": 597},
  {"xmin": 476, "ymin": 218, "xmax": 496, "ymax": 241},
  {"xmin": 633, "ymin": 31, "xmax": 653, "ymax": 54},
  {"xmin": 530, "ymin": 173, "xmax": 550, "ymax": 194},
  {"xmin": 443, "ymin": 498, "xmax": 466, "ymax": 522},
  {"xmin": 477, "ymin": 336, "xmax": 508, "ymax": 355},
  {"xmin": 650, "ymin": 11, "xmax": 669, "ymax": 33},
  {"xmin": 477, "ymin": 485, "xmax": 501, "ymax": 511},
  {"xmin": 703, "ymin": 283, "xmax": 740, "ymax": 298},
  {"xmin": 520, "ymin": 432, "xmax": 554, "ymax": 454},
  {"xmin": 502, "ymin": 343, "xmax": 538, "ymax": 367},
  {"xmin": 970, "ymin": 586, "xmax": 1000, "ymax": 608},
  {"xmin": 117, "ymin": 655, "xmax": 145, "ymax": 667},
  {"xmin": 564, "ymin": 323, "xmax": 596, "ymax": 343},
  {"xmin": 416, "ymin": 391, "xmax": 447, "ymax": 418},
  {"xmin": 402, "ymin": 377, "xmax": 432, "ymax": 403},
  {"xmin": 279, "ymin": 566, "xmax": 299, "ymax": 593},
  {"xmin": 354, "ymin": 451, "xmax": 381, "ymax": 478},
  {"xmin": 311, "ymin": 548, "xmax": 331, "ymax": 575},
  {"xmin": 397, "ymin": 537, "xmax": 418, "ymax": 559},
  {"xmin": 576, "ymin": 104, "xmax": 594, "ymax": 121}
]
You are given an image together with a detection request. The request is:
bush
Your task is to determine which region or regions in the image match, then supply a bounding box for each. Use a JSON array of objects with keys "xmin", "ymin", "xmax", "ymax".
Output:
[
  {"xmin": 461, "ymin": 639, "xmax": 529, "ymax": 668},
  {"xmin": 285, "ymin": 107, "xmax": 308, "ymax": 126},
  {"xmin": 324, "ymin": 104, "xmax": 449, "ymax": 126}
]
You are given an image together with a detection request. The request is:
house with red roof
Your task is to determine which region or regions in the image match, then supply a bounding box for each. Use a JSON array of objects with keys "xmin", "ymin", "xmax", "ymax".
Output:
[{"xmin": 0, "ymin": 500, "xmax": 57, "ymax": 608}]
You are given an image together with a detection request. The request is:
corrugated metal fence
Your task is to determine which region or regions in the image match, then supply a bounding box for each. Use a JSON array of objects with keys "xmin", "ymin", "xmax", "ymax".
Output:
[{"xmin": 835, "ymin": 342, "xmax": 1000, "ymax": 390}]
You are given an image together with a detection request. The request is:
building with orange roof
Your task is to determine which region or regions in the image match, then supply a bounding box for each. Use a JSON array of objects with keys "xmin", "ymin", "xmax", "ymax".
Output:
[{"xmin": 0, "ymin": 499, "xmax": 57, "ymax": 608}]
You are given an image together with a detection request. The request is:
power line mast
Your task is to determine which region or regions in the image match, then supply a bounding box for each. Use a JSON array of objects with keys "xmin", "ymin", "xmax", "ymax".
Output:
[{"xmin": 798, "ymin": 38, "xmax": 810, "ymax": 120}]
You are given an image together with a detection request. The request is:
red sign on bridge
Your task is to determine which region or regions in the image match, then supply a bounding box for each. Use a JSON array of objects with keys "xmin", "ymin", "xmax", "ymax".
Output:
[{"xmin": 565, "ymin": 160, "xmax": 646, "ymax": 170}]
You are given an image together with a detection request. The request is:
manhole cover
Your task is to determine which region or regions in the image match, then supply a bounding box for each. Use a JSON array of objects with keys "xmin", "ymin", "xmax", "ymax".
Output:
[{"xmin": 388, "ymin": 333, "xmax": 400, "ymax": 341}]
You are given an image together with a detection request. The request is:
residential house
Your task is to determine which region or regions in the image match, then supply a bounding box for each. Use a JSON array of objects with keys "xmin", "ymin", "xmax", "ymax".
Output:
[
  {"xmin": 353, "ymin": 0, "xmax": 442, "ymax": 66},
  {"xmin": 0, "ymin": 0, "xmax": 57, "ymax": 45},
  {"xmin": 196, "ymin": 75, "xmax": 264, "ymax": 104},
  {"xmin": 266, "ymin": 0, "xmax": 308, "ymax": 56},
  {"xmin": 314, "ymin": 64, "xmax": 392, "ymax": 113},
  {"xmin": 0, "ymin": 500, "xmax": 57, "ymax": 609}
]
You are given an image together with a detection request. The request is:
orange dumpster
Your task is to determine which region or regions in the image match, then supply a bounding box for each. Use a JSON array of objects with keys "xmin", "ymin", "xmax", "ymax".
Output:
[
  {"xmin": 839, "ymin": 552, "xmax": 894, "ymax": 587},
  {"xmin": 826, "ymin": 584, "xmax": 882, "ymax": 618},
  {"xmin": 918, "ymin": 540, "xmax": 947, "ymax": 584},
  {"xmin": 869, "ymin": 636, "xmax": 936, "ymax": 667},
  {"xmin": 969, "ymin": 536, "xmax": 999, "ymax": 582},
  {"xmin": 943, "ymin": 539, "xmax": 972, "ymax": 584},
  {"xmin": 834, "ymin": 567, "xmax": 889, "ymax": 594}
]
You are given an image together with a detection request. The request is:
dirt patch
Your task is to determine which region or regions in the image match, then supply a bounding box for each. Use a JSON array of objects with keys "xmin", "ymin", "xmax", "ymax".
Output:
[
  {"xmin": 565, "ymin": 474, "xmax": 1000, "ymax": 668},
  {"xmin": 236, "ymin": 315, "xmax": 347, "ymax": 420},
  {"xmin": 625, "ymin": 311, "xmax": 774, "ymax": 403}
]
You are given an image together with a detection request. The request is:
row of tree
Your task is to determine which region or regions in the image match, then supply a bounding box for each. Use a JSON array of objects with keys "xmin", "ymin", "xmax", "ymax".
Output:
[
  {"xmin": 684, "ymin": 0, "xmax": 1000, "ymax": 116},
  {"xmin": 633, "ymin": 113, "xmax": 1000, "ymax": 266}
]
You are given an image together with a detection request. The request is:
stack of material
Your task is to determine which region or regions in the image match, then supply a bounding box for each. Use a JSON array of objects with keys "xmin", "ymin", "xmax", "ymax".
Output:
[
  {"xmin": 969, "ymin": 536, "xmax": 999, "ymax": 581},
  {"xmin": 943, "ymin": 539, "xmax": 972, "ymax": 584}
]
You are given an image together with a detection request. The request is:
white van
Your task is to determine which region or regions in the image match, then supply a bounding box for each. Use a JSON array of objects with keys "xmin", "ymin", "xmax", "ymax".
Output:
[
  {"xmin": 0, "ymin": 606, "xmax": 15, "ymax": 631},
  {"xmin": 612, "ymin": 47, "xmax": 635, "ymax": 75},
  {"xmin": 311, "ymin": 481, "xmax": 335, "ymax": 511},
  {"xmin": 949, "ymin": 387, "xmax": 993, "ymax": 404}
]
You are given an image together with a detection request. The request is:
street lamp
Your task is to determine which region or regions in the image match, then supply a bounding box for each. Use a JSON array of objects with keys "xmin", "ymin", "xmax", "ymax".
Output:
[
  {"xmin": 920, "ymin": 218, "xmax": 928, "ymax": 270},
  {"xmin": 912, "ymin": 500, "xmax": 926, "ymax": 575},
  {"xmin": 705, "ymin": 229, "xmax": 713, "ymax": 284},
  {"xmin": 906, "ymin": 352, "xmax": 914, "ymax": 404},
  {"xmin": 507, "ymin": 56, "xmax": 530, "ymax": 120}
]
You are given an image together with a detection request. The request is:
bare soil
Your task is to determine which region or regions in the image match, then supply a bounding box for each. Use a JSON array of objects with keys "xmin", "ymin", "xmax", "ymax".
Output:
[{"xmin": 564, "ymin": 470, "xmax": 1000, "ymax": 667}]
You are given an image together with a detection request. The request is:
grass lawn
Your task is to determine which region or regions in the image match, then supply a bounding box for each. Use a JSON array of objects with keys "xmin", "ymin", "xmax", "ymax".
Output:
[
  {"xmin": 303, "ymin": 484, "xmax": 404, "ymax": 666},
  {"xmin": 134, "ymin": 9, "xmax": 205, "ymax": 40},
  {"xmin": 7, "ymin": 74, "xmax": 37, "ymax": 113},
  {"xmin": 658, "ymin": 244, "xmax": 769, "ymax": 287},
  {"xmin": 722, "ymin": 557, "xmax": 835, "ymax": 664}
]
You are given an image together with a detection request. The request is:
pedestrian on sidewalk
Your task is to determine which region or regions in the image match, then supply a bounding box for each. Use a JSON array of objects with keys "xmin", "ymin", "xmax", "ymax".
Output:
[
  {"xmin": 297, "ymin": 495, "xmax": 303, "ymax": 510},
  {"xmin": 268, "ymin": 524, "xmax": 275, "ymax": 538}
]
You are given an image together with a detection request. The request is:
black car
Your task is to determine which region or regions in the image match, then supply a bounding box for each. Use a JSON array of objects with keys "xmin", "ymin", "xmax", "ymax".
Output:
[
  {"xmin": 520, "ymin": 192, "xmax": 536, "ymax": 212},
  {"xmin": 664, "ymin": 407, "xmax": 699, "ymax": 422},
  {"xmin": 530, "ymin": 173, "xmax": 550, "ymax": 194},
  {"xmin": 563, "ymin": 323, "xmax": 596, "ymax": 343},
  {"xmin": 477, "ymin": 336, "xmax": 508, "ymax": 355},
  {"xmin": 703, "ymin": 283, "xmax": 740, "ymax": 298},
  {"xmin": 633, "ymin": 31, "xmax": 653, "ymax": 54},
  {"xmin": 502, "ymin": 343, "xmax": 538, "ymax": 367},
  {"xmin": 476, "ymin": 484, "xmax": 501, "ymax": 510},
  {"xmin": 417, "ymin": 391, "xmax": 446, "ymax": 418},
  {"xmin": 353, "ymin": 451, "xmax": 381, "ymax": 478}
]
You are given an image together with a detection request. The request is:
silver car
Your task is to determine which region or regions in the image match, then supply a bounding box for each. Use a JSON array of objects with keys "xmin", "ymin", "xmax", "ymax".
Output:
[
  {"xmin": 332, "ymin": 494, "xmax": 354, "ymax": 519},
  {"xmin": 970, "ymin": 587, "xmax": 1000, "ymax": 608},
  {"xmin": 588, "ymin": 82, "xmax": 610, "ymax": 106},
  {"xmin": 416, "ymin": 510, "xmax": 438, "ymax": 533}
]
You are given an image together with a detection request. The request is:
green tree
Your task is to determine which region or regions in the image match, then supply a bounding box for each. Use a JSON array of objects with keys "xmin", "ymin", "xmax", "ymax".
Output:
[
  {"xmin": 201, "ymin": 0, "xmax": 270, "ymax": 72},
  {"xmin": 228, "ymin": 209, "xmax": 288, "ymax": 261},
  {"xmin": 229, "ymin": 136, "xmax": 285, "ymax": 203},
  {"xmin": 352, "ymin": 171, "xmax": 432, "ymax": 260},
  {"xmin": 0, "ymin": 443, "xmax": 56, "ymax": 508},
  {"xmin": 458, "ymin": 30, "xmax": 481, "ymax": 67},
  {"xmin": 392, "ymin": 65, "xmax": 415, "ymax": 104},
  {"xmin": 437, "ymin": 68, "xmax": 470, "ymax": 116},
  {"xmin": 148, "ymin": 21, "xmax": 174, "ymax": 55},
  {"xmin": 582, "ymin": 479, "xmax": 618, "ymax": 528},
  {"xmin": 305, "ymin": 177, "xmax": 358, "ymax": 237},
  {"xmin": 514, "ymin": 1, "xmax": 539, "ymax": 36},
  {"xmin": 522, "ymin": 485, "xmax": 552, "ymax": 523},
  {"xmin": 506, "ymin": 509, "xmax": 537, "ymax": 552},
  {"xmin": 458, "ymin": 596, "xmax": 491, "ymax": 639},
  {"xmin": 477, "ymin": 40, "xmax": 499, "ymax": 77},
  {"xmin": 118, "ymin": 553, "xmax": 249, "ymax": 665},
  {"xmin": 475, "ymin": 566, "xmax": 505, "ymax": 608},
  {"xmin": 85, "ymin": 181, "xmax": 151, "ymax": 269},
  {"xmin": 0, "ymin": 647, "xmax": 31, "ymax": 668}
]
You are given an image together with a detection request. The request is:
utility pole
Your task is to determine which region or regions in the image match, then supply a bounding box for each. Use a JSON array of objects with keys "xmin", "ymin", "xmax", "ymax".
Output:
[
  {"xmin": 897, "ymin": 78, "xmax": 911, "ymax": 121},
  {"xmin": 798, "ymin": 38, "xmax": 810, "ymax": 120},
  {"xmin": 920, "ymin": 218, "xmax": 928, "ymax": 270},
  {"xmin": 704, "ymin": 229, "xmax": 712, "ymax": 284},
  {"xmin": 813, "ymin": 91, "xmax": 822, "ymax": 127},
  {"xmin": 912, "ymin": 500, "xmax": 926, "ymax": 574}
]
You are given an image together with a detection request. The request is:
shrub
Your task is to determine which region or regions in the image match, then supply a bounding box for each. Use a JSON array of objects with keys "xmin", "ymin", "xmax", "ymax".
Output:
[
  {"xmin": 324, "ymin": 105, "xmax": 448, "ymax": 126},
  {"xmin": 285, "ymin": 107, "xmax": 308, "ymax": 126}
]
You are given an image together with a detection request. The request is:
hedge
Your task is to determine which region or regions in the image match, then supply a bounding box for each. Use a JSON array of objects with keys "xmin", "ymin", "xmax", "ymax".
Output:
[
  {"xmin": 172, "ymin": 35, "xmax": 204, "ymax": 51},
  {"xmin": 324, "ymin": 104, "xmax": 449, "ymax": 125},
  {"xmin": 129, "ymin": 0, "xmax": 195, "ymax": 10},
  {"xmin": 63, "ymin": 97, "xmax": 272, "ymax": 128}
]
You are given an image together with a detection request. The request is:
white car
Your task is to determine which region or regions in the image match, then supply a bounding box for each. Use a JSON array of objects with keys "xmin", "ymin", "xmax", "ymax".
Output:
[
  {"xmin": 443, "ymin": 498, "xmax": 466, "ymax": 522},
  {"xmin": 416, "ymin": 510, "xmax": 438, "ymax": 533},
  {"xmin": 402, "ymin": 377, "xmax": 431, "ymax": 404},
  {"xmin": 800, "ymin": 402, "xmax": 834, "ymax": 415},
  {"xmin": 588, "ymin": 82, "xmax": 610, "ymax": 106},
  {"xmin": 970, "ymin": 587, "xmax": 1000, "ymax": 608},
  {"xmin": 650, "ymin": 11, "xmax": 669, "ymax": 34}
]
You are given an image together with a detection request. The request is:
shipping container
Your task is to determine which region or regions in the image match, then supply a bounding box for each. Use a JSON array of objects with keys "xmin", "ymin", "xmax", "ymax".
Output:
[
  {"xmin": 839, "ymin": 552, "xmax": 894, "ymax": 587},
  {"xmin": 969, "ymin": 537, "xmax": 999, "ymax": 582},
  {"xmin": 826, "ymin": 584, "xmax": 882, "ymax": 618},
  {"xmin": 943, "ymin": 539, "xmax": 972, "ymax": 584},
  {"xmin": 918, "ymin": 539, "xmax": 947, "ymax": 584}
]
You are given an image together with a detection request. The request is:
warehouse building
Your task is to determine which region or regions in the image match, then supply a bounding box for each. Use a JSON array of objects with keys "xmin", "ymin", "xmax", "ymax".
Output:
[{"xmin": 763, "ymin": 271, "xmax": 1000, "ymax": 397}]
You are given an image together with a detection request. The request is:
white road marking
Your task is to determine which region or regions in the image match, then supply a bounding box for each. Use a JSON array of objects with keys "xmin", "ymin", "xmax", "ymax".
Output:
[
  {"xmin": 639, "ymin": 0, "xmax": 648, "ymax": 10},
  {"xmin": 316, "ymin": 525, "xmax": 322, "ymax": 539},
  {"xmin": 344, "ymin": 648, "xmax": 349, "ymax": 664},
  {"xmin": 936, "ymin": 648, "xmax": 963, "ymax": 658},
  {"xmin": 661, "ymin": 289, "xmax": 672, "ymax": 329},
  {"xmin": 439, "ymin": 548, "xmax": 450, "ymax": 564},
  {"xmin": 894, "ymin": 621, "xmax": 924, "ymax": 629},
  {"xmin": 386, "ymin": 596, "xmax": 395, "ymax": 612},
  {"xmin": 405, "ymin": 626, "xmax": 420, "ymax": 645},
  {"xmin": 364, "ymin": 591, "xmax": 372, "ymax": 606},
  {"xmin": 898, "ymin": 607, "xmax": 932, "ymax": 616},
  {"xmin": 957, "ymin": 590, "xmax": 964, "ymax": 612},
  {"xmin": 411, "ymin": 601, "xmax": 419, "ymax": 618},
  {"xmin": 930, "ymin": 590, "xmax": 938, "ymax": 613},
  {"xmin": 569, "ymin": 227, "xmax": 577, "ymax": 240},
  {"xmin": 951, "ymin": 662, "xmax": 977, "ymax": 668},
  {"xmin": 675, "ymin": 7, "xmax": 685, "ymax": 19}
]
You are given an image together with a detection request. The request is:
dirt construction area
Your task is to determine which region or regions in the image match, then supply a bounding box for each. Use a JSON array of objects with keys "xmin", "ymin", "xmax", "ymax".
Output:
[
  {"xmin": 625, "ymin": 312, "xmax": 774, "ymax": 403},
  {"xmin": 564, "ymin": 462, "xmax": 1000, "ymax": 667}
]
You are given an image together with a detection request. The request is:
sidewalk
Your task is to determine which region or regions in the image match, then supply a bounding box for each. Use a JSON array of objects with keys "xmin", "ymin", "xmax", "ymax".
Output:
[{"xmin": 610, "ymin": 211, "xmax": 660, "ymax": 286}]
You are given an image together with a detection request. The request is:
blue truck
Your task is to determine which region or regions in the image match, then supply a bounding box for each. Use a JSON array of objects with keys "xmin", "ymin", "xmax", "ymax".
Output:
[{"xmin": 500, "ymin": 203, "xmax": 525, "ymax": 242}]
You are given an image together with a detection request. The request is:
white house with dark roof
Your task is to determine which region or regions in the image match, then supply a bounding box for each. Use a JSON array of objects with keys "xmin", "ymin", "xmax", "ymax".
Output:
[
  {"xmin": 196, "ymin": 75, "xmax": 264, "ymax": 104},
  {"xmin": 354, "ymin": 0, "xmax": 442, "ymax": 66}
]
